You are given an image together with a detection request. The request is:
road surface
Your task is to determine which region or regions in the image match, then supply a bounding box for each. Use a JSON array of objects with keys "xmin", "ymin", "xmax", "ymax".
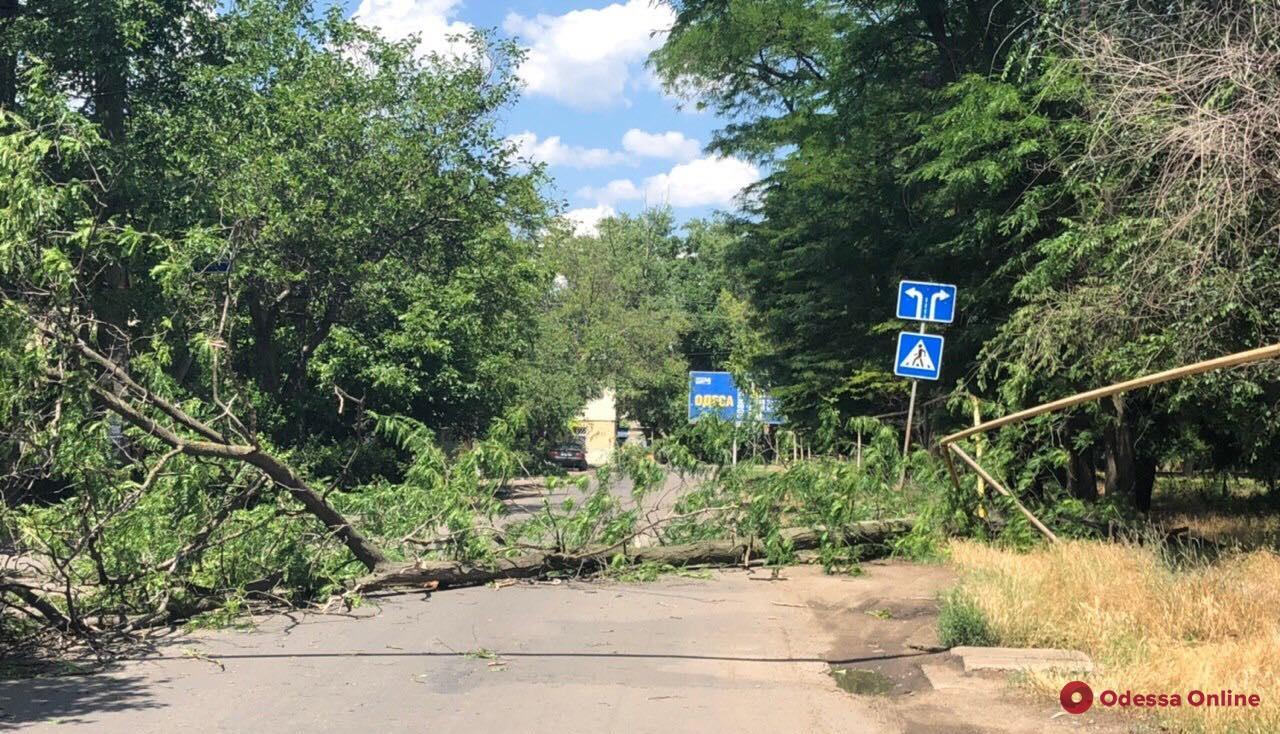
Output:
[{"xmin": 0, "ymin": 561, "xmax": 1122, "ymax": 733}]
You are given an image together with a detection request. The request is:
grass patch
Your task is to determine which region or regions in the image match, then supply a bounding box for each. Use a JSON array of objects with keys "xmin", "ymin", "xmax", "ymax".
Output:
[
  {"xmin": 937, "ymin": 588, "xmax": 995, "ymax": 647},
  {"xmin": 1151, "ymin": 477, "xmax": 1280, "ymax": 552},
  {"xmin": 949, "ymin": 539, "xmax": 1280, "ymax": 733}
]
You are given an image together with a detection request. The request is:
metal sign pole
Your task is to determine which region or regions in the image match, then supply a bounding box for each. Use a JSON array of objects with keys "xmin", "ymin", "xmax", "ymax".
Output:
[
  {"xmin": 898, "ymin": 323, "xmax": 927, "ymax": 488},
  {"xmin": 898, "ymin": 380, "xmax": 917, "ymax": 486}
]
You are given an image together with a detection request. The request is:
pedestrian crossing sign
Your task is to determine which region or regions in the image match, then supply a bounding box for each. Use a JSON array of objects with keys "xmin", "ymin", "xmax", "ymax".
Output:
[{"xmin": 894, "ymin": 332, "xmax": 945, "ymax": 381}]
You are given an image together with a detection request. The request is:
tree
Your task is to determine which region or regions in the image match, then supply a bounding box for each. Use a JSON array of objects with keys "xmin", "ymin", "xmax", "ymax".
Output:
[
  {"xmin": 652, "ymin": 0, "xmax": 1035, "ymax": 427},
  {"xmin": 527, "ymin": 211, "xmax": 763, "ymax": 440},
  {"xmin": 130, "ymin": 5, "xmax": 550, "ymax": 452},
  {"xmin": 1, "ymin": 1, "xmax": 554, "ymax": 587},
  {"xmin": 979, "ymin": 2, "xmax": 1280, "ymax": 503}
]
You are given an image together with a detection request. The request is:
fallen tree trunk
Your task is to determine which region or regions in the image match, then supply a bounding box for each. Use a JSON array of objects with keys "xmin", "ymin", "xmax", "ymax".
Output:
[{"xmin": 356, "ymin": 518, "xmax": 914, "ymax": 592}]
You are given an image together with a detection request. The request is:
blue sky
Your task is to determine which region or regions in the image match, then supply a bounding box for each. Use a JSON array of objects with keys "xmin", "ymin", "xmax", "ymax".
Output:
[{"xmin": 339, "ymin": 0, "xmax": 759, "ymax": 234}]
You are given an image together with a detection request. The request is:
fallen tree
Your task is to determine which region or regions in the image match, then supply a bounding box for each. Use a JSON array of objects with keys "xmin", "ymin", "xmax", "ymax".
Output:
[
  {"xmin": 5, "ymin": 311, "xmax": 921, "ymax": 642},
  {"xmin": 357, "ymin": 519, "xmax": 914, "ymax": 592}
]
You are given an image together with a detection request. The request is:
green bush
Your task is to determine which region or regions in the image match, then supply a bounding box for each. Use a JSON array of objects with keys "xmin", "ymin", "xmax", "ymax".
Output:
[{"xmin": 937, "ymin": 588, "xmax": 996, "ymax": 647}]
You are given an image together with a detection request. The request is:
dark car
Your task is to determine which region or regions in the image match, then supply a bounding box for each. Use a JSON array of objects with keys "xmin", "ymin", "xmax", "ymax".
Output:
[{"xmin": 548, "ymin": 443, "xmax": 588, "ymax": 471}]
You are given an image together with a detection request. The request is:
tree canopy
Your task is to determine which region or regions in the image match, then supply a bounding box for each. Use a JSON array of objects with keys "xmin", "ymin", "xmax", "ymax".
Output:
[{"xmin": 653, "ymin": 0, "xmax": 1280, "ymax": 504}]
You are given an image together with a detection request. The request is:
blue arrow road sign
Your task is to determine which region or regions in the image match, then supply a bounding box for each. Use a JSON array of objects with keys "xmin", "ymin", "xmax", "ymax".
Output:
[
  {"xmin": 894, "ymin": 332, "xmax": 945, "ymax": 381},
  {"xmin": 896, "ymin": 280, "xmax": 957, "ymax": 324}
]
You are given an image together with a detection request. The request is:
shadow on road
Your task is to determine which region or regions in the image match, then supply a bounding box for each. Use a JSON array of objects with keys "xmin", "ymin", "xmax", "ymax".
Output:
[{"xmin": 0, "ymin": 672, "xmax": 161, "ymax": 730}]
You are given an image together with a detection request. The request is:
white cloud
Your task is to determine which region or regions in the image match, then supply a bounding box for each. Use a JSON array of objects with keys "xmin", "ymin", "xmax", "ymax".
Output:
[
  {"xmin": 564, "ymin": 205, "xmax": 617, "ymax": 237},
  {"xmin": 622, "ymin": 129, "xmax": 702, "ymax": 161},
  {"xmin": 507, "ymin": 132, "xmax": 627, "ymax": 169},
  {"xmin": 644, "ymin": 157, "xmax": 761, "ymax": 207},
  {"xmin": 503, "ymin": 0, "xmax": 676, "ymax": 109},
  {"xmin": 579, "ymin": 156, "xmax": 761, "ymax": 209},
  {"xmin": 579, "ymin": 179, "xmax": 644, "ymax": 205},
  {"xmin": 353, "ymin": 0, "xmax": 473, "ymax": 58}
]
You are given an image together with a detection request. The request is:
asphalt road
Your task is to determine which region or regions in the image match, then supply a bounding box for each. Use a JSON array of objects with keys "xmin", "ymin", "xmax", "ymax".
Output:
[
  {"xmin": 0, "ymin": 562, "xmax": 1122, "ymax": 733},
  {"xmin": 498, "ymin": 467, "xmax": 705, "ymax": 530}
]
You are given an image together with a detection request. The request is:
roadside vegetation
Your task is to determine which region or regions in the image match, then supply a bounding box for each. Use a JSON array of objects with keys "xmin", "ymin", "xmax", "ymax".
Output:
[
  {"xmin": 3, "ymin": 1, "xmax": 1280, "ymax": 731},
  {"xmin": 947, "ymin": 533, "xmax": 1280, "ymax": 734},
  {"xmin": 651, "ymin": 1, "xmax": 1280, "ymax": 731}
]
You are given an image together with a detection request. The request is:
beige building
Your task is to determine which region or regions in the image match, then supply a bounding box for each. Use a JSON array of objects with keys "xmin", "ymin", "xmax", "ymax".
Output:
[{"xmin": 574, "ymin": 389, "xmax": 617, "ymax": 467}]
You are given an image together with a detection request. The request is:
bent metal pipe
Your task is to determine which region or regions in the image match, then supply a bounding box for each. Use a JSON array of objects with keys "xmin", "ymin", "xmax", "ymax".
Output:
[{"xmin": 939, "ymin": 343, "xmax": 1280, "ymax": 542}]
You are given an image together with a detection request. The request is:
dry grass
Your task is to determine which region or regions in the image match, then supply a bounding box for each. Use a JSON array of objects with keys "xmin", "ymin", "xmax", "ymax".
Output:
[
  {"xmin": 1162, "ymin": 512, "xmax": 1280, "ymax": 551},
  {"xmin": 1152, "ymin": 477, "xmax": 1280, "ymax": 551},
  {"xmin": 949, "ymin": 539, "xmax": 1280, "ymax": 733}
]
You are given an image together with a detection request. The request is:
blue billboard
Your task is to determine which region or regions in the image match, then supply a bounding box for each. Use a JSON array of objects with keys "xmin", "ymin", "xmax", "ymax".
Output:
[
  {"xmin": 688, "ymin": 371, "xmax": 741, "ymax": 422},
  {"xmin": 688, "ymin": 372, "xmax": 785, "ymax": 424}
]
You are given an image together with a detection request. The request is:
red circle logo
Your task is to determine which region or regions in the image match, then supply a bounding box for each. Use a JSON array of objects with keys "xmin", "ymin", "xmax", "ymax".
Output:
[{"xmin": 1060, "ymin": 681, "xmax": 1093, "ymax": 714}]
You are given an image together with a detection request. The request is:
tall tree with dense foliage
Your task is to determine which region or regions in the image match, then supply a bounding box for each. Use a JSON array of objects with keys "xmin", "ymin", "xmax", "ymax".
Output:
[
  {"xmin": 0, "ymin": 0, "xmax": 555, "ymax": 631},
  {"xmin": 652, "ymin": 0, "xmax": 1035, "ymax": 428},
  {"xmin": 529, "ymin": 211, "xmax": 759, "ymax": 440},
  {"xmin": 654, "ymin": 0, "xmax": 1280, "ymax": 510}
]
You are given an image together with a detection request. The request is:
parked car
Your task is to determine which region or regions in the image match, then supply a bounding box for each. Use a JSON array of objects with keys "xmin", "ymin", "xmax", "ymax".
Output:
[{"xmin": 547, "ymin": 443, "xmax": 588, "ymax": 471}]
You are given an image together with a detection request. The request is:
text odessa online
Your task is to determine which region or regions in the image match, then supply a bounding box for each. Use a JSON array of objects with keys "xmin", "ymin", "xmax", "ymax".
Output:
[{"xmin": 1098, "ymin": 689, "xmax": 1261, "ymax": 708}]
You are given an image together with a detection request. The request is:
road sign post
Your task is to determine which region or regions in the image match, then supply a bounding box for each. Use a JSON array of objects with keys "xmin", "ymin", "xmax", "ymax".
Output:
[
  {"xmin": 899, "ymin": 326, "xmax": 924, "ymax": 485},
  {"xmin": 893, "ymin": 280, "xmax": 956, "ymax": 487}
]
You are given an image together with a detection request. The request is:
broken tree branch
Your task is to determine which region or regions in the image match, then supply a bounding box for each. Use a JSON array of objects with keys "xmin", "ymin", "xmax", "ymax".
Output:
[
  {"xmin": 81, "ymin": 367, "xmax": 388, "ymax": 572},
  {"xmin": 41, "ymin": 324, "xmax": 229, "ymax": 444}
]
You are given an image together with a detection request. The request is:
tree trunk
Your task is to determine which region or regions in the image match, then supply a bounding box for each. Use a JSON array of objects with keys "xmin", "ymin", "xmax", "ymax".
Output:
[
  {"xmin": 1103, "ymin": 395, "xmax": 1135, "ymax": 498},
  {"xmin": 248, "ymin": 289, "xmax": 281, "ymax": 393},
  {"xmin": 1134, "ymin": 452, "xmax": 1156, "ymax": 513},
  {"xmin": 916, "ymin": 0, "xmax": 958, "ymax": 83},
  {"xmin": 84, "ymin": 9, "xmax": 135, "ymax": 417},
  {"xmin": 0, "ymin": 0, "xmax": 17, "ymax": 111},
  {"xmin": 91, "ymin": 17, "xmax": 127, "ymax": 148},
  {"xmin": 1065, "ymin": 414, "xmax": 1098, "ymax": 501},
  {"xmin": 1067, "ymin": 447, "xmax": 1098, "ymax": 501},
  {"xmin": 358, "ymin": 520, "xmax": 914, "ymax": 592}
]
